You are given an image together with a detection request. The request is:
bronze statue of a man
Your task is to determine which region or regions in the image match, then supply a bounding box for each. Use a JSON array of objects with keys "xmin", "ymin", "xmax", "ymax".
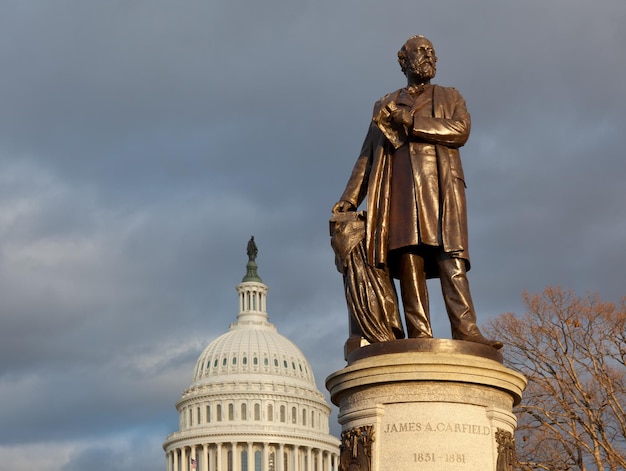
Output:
[{"xmin": 333, "ymin": 35, "xmax": 502, "ymax": 349}]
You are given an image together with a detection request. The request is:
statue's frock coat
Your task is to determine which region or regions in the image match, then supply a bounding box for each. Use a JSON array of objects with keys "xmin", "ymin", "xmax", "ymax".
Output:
[{"xmin": 339, "ymin": 84, "xmax": 471, "ymax": 278}]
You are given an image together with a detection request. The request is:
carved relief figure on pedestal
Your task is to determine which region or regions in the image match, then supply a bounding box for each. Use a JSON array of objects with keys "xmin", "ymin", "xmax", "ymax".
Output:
[
  {"xmin": 339, "ymin": 425, "xmax": 374, "ymax": 471},
  {"xmin": 495, "ymin": 428, "xmax": 516, "ymax": 471}
]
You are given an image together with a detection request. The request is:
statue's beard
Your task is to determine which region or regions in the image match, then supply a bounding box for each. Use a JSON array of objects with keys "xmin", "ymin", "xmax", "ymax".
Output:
[{"xmin": 407, "ymin": 60, "xmax": 436, "ymax": 82}]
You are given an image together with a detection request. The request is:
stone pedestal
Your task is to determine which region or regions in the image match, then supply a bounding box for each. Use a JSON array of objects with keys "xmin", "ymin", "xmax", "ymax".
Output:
[{"xmin": 326, "ymin": 339, "xmax": 527, "ymax": 471}]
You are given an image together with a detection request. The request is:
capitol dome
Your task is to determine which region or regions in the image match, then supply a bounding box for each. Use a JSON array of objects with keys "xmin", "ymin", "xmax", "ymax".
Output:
[
  {"xmin": 163, "ymin": 238, "xmax": 340, "ymax": 471},
  {"xmin": 191, "ymin": 317, "xmax": 316, "ymax": 388}
]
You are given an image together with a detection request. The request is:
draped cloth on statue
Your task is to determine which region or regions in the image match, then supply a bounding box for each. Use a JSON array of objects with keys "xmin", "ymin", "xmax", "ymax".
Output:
[{"xmin": 330, "ymin": 212, "xmax": 404, "ymax": 343}]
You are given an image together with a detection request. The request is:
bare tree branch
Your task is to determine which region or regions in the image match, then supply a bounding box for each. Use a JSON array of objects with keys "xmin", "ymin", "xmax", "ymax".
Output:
[{"xmin": 486, "ymin": 286, "xmax": 626, "ymax": 471}]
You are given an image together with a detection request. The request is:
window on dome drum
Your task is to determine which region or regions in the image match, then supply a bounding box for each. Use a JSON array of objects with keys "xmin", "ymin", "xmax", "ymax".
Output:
[
  {"xmin": 302, "ymin": 409, "xmax": 307, "ymax": 425},
  {"xmin": 189, "ymin": 408, "xmax": 193, "ymax": 426},
  {"xmin": 243, "ymin": 356, "xmax": 247, "ymax": 365},
  {"xmin": 299, "ymin": 363, "xmax": 303, "ymax": 371},
  {"xmin": 232, "ymin": 356, "xmax": 237, "ymax": 365},
  {"xmin": 280, "ymin": 405, "xmax": 286, "ymax": 422},
  {"xmin": 274, "ymin": 359, "xmax": 278, "ymax": 367},
  {"xmin": 228, "ymin": 403, "xmax": 234, "ymax": 420},
  {"xmin": 197, "ymin": 406, "xmax": 201, "ymax": 424},
  {"xmin": 241, "ymin": 451, "xmax": 248, "ymax": 471},
  {"xmin": 207, "ymin": 405, "xmax": 211, "ymax": 423},
  {"xmin": 222, "ymin": 357, "xmax": 227, "ymax": 366},
  {"xmin": 268, "ymin": 404, "xmax": 273, "ymax": 421},
  {"xmin": 283, "ymin": 360, "xmax": 288, "ymax": 368},
  {"xmin": 241, "ymin": 403, "xmax": 247, "ymax": 420},
  {"xmin": 254, "ymin": 403, "xmax": 260, "ymax": 421},
  {"xmin": 292, "ymin": 362, "xmax": 296, "ymax": 369},
  {"xmin": 217, "ymin": 404, "xmax": 222, "ymax": 422},
  {"xmin": 292, "ymin": 407, "xmax": 297, "ymax": 424},
  {"xmin": 264, "ymin": 357, "xmax": 269, "ymax": 366},
  {"xmin": 214, "ymin": 359, "xmax": 218, "ymax": 368},
  {"xmin": 311, "ymin": 410, "xmax": 315, "ymax": 427},
  {"xmin": 253, "ymin": 357, "xmax": 258, "ymax": 365},
  {"xmin": 268, "ymin": 450, "xmax": 276, "ymax": 471}
]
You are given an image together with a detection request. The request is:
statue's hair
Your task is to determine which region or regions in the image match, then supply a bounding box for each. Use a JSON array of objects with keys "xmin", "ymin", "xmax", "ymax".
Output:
[{"xmin": 397, "ymin": 35, "xmax": 431, "ymax": 75}]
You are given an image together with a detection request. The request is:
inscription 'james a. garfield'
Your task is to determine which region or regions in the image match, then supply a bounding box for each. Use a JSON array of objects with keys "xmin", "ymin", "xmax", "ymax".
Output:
[{"xmin": 384, "ymin": 422, "xmax": 490, "ymax": 435}]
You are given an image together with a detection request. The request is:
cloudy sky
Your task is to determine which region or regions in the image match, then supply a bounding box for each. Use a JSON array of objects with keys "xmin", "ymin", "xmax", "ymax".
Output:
[{"xmin": 0, "ymin": 1, "xmax": 624, "ymax": 470}]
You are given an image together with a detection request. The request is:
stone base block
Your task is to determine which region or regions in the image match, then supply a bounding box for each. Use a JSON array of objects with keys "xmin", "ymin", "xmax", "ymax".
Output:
[{"xmin": 326, "ymin": 339, "xmax": 527, "ymax": 471}]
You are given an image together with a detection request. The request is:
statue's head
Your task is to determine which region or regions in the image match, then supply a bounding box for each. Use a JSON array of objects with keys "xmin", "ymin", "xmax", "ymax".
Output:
[{"xmin": 398, "ymin": 35, "xmax": 437, "ymax": 82}]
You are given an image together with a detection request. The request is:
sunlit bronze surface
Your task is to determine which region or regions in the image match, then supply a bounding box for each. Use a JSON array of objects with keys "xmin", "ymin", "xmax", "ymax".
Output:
[
  {"xmin": 346, "ymin": 338, "xmax": 503, "ymax": 365},
  {"xmin": 332, "ymin": 35, "xmax": 502, "ymax": 350}
]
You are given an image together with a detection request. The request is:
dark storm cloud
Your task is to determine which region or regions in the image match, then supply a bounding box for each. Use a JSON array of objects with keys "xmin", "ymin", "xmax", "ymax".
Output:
[{"xmin": 1, "ymin": 0, "xmax": 625, "ymax": 469}]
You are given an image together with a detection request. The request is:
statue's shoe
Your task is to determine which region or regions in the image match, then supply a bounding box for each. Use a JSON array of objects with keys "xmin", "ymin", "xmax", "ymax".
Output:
[{"xmin": 458, "ymin": 334, "xmax": 503, "ymax": 350}]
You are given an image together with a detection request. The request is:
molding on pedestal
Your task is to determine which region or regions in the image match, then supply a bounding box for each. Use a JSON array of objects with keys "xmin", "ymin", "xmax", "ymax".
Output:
[{"xmin": 328, "ymin": 343, "xmax": 526, "ymax": 406}]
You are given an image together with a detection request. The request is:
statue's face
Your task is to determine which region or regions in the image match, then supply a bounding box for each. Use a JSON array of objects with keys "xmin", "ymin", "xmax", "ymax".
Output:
[{"xmin": 404, "ymin": 37, "xmax": 437, "ymax": 81}]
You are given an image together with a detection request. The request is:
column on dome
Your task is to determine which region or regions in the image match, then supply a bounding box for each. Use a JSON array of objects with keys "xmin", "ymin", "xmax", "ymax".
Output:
[
  {"xmin": 262, "ymin": 443, "xmax": 268, "ymax": 471},
  {"xmin": 306, "ymin": 447, "xmax": 311, "ymax": 471},
  {"xmin": 216, "ymin": 443, "xmax": 222, "ymax": 471},
  {"xmin": 277, "ymin": 444, "xmax": 284, "ymax": 471},
  {"xmin": 182, "ymin": 447, "xmax": 188, "ymax": 471},
  {"xmin": 202, "ymin": 444, "xmax": 209, "ymax": 471},
  {"xmin": 293, "ymin": 446, "xmax": 299, "ymax": 471},
  {"xmin": 208, "ymin": 444, "xmax": 214, "ymax": 471},
  {"xmin": 282, "ymin": 445, "xmax": 288, "ymax": 471},
  {"xmin": 231, "ymin": 442, "xmax": 238, "ymax": 470},
  {"xmin": 247, "ymin": 442, "xmax": 254, "ymax": 471}
]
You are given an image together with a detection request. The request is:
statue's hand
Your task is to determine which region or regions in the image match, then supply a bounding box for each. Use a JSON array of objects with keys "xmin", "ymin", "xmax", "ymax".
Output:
[
  {"xmin": 332, "ymin": 200, "xmax": 355, "ymax": 213},
  {"xmin": 390, "ymin": 106, "xmax": 413, "ymax": 129}
]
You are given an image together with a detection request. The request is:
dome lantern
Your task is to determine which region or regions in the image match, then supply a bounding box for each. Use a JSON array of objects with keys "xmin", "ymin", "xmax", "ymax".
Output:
[{"xmin": 235, "ymin": 236, "xmax": 269, "ymax": 326}]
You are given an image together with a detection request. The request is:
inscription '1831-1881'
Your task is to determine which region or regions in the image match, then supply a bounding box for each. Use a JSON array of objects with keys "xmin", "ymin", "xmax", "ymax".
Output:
[{"xmin": 384, "ymin": 422, "xmax": 490, "ymax": 435}]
